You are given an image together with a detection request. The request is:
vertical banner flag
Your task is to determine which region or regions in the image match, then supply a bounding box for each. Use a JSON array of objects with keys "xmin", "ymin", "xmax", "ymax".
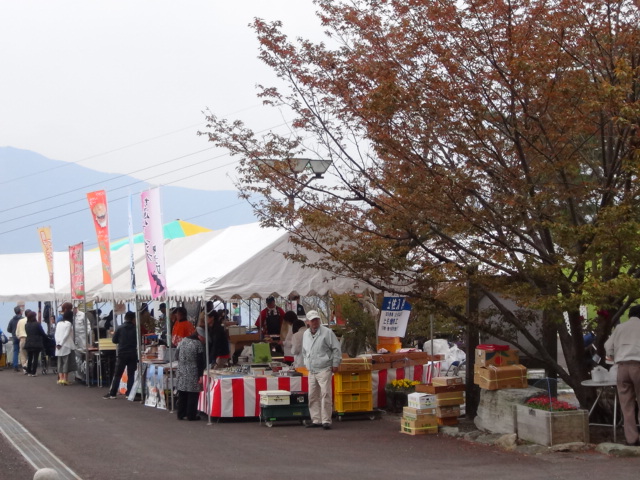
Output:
[
  {"xmin": 128, "ymin": 191, "xmax": 137, "ymax": 293},
  {"xmin": 86, "ymin": 190, "xmax": 112, "ymax": 284},
  {"xmin": 69, "ymin": 242, "xmax": 85, "ymax": 300},
  {"xmin": 37, "ymin": 226, "xmax": 55, "ymax": 288},
  {"xmin": 377, "ymin": 296, "xmax": 411, "ymax": 337},
  {"xmin": 141, "ymin": 187, "xmax": 167, "ymax": 299}
]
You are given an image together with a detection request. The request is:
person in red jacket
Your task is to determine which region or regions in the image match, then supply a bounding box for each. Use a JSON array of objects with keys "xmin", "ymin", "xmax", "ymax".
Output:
[{"xmin": 255, "ymin": 296, "xmax": 285, "ymax": 339}]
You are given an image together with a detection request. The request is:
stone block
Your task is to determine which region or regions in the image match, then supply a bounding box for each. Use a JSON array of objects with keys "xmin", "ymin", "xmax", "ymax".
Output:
[{"xmin": 474, "ymin": 387, "xmax": 544, "ymax": 434}]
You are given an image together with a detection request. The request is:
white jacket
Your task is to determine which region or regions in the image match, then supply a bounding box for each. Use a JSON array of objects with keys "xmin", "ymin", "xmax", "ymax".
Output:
[
  {"xmin": 302, "ymin": 325, "xmax": 341, "ymax": 373},
  {"xmin": 54, "ymin": 320, "xmax": 74, "ymax": 356}
]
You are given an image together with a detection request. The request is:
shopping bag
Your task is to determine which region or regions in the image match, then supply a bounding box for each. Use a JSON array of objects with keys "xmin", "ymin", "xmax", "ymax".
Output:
[
  {"xmin": 145, "ymin": 365, "xmax": 158, "ymax": 407},
  {"xmin": 252, "ymin": 342, "xmax": 272, "ymax": 363}
]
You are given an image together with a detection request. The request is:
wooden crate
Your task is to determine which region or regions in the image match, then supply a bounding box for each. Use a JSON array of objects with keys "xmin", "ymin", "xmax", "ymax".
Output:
[{"xmin": 516, "ymin": 405, "xmax": 589, "ymax": 446}]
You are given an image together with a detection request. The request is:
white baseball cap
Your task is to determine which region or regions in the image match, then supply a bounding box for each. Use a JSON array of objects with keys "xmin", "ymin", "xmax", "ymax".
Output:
[{"xmin": 306, "ymin": 310, "xmax": 321, "ymax": 322}]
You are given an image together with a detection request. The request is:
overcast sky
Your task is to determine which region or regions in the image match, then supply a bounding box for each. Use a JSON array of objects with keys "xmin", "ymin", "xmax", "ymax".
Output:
[{"xmin": 0, "ymin": 0, "xmax": 324, "ymax": 191}]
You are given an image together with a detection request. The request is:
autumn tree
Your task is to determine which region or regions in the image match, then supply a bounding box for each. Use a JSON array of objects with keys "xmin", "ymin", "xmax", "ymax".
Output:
[{"xmin": 202, "ymin": 0, "xmax": 640, "ymax": 406}]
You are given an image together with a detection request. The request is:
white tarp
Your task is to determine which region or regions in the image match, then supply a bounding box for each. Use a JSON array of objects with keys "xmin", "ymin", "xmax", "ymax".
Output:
[
  {"xmin": 1, "ymin": 222, "xmax": 377, "ymax": 303},
  {"xmin": 203, "ymin": 229, "xmax": 377, "ymax": 300},
  {"xmin": 91, "ymin": 223, "xmax": 284, "ymax": 302},
  {"xmin": 0, "ymin": 250, "xmax": 102, "ymax": 302}
]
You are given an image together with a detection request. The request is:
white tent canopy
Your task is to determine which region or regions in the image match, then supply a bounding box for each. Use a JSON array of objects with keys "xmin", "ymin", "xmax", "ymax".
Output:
[
  {"xmin": 0, "ymin": 222, "xmax": 377, "ymax": 304},
  {"xmin": 0, "ymin": 250, "xmax": 102, "ymax": 302},
  {"xmin": 91, "ymin": 223, "xmax": 285, "ymax": 302},
  {"xmin": 203, "ymin": 229, "xmax": 377, "ymax": 300}
]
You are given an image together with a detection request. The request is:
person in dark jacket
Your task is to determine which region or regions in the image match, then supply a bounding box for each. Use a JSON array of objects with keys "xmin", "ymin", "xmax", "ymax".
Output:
[
  {"xmin": 104, "ymin": 311, "xmax": 138, "ymax": 399},
  {"xmin": 24, "ymin": 310, "xmax": 47, "ymax": 376},
  {"xmin": 210, "ymin": 311, "xmax": 230, "ymax": 368}
]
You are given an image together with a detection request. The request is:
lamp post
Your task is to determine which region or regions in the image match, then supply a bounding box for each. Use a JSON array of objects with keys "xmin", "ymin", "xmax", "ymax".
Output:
[{"xmin": 257, "ymin": 157, "xmax": 332, "ymax": 207}]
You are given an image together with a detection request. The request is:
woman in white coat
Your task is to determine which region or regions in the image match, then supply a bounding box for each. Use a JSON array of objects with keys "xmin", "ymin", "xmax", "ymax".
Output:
[
  {"xmin": 289, "ymin": 319, "xmax": 307, "ymax": 368},
  {"xmin": 54, "ymin": 310, "xmax": 75, "ymax": 385}
]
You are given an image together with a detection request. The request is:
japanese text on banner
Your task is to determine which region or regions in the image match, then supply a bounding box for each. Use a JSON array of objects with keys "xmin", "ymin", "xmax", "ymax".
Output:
[
  {"xmin": 141, "ymin": 188, "xmax": 167, "ymax": 299},
  {"xmin": 37, "ymin": 226, "xmax": 54, "ymax": 288},
  {"xmin": 69, "ymin": 242, "xmax": 85, "ymax": 300},
  {"xmin": 86, "ymin": 190, "xmax": 112, "ymax": 284},
  {"xmin": 377, "ymin": 296, "xmax": 411, "ymax": 337}
]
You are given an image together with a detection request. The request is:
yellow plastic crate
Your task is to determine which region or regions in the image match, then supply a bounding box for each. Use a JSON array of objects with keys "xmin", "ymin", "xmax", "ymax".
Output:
[
  {"xmin": 334, "ymin": 372, "xmax": 372, "ymax": 393},
  {"xmin": 334, "ymin": 391, "xmax": 373, "ymax": 413}
]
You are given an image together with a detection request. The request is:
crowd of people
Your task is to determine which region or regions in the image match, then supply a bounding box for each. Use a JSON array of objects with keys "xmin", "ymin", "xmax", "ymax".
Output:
[
  {"xmin": 1, "ymin": 303, "xmax": 78, "ymax": 384},
  {"xmin": 2, "ymin": 296, "xmax": 344, "ymax": 429}
]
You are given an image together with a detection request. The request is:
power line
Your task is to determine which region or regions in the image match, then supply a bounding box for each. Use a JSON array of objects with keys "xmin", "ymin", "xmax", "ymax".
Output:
[
  {"xmin": 0, "ymin": 122, "xmax": 207, "ymax": 187},
  {"xmin": 1, "ymin": 119, "xmax": 291, "ymax": 216},
  {"xmin": 0, "ymin": 103, "xmax": 266, "ymax": 187},
  {"xmin": 0, "ymin": 146, "xmax": 216, "ymax": 215},
  {"xmin": 0, "ymin": 156, "xmax": 243, "ymax": 237}
]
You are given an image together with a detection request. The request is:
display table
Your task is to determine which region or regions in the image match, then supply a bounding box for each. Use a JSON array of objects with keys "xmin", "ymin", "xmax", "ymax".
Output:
[
  {"xmin": 581, "ymin": 379, "xmax": 619, "ymax": 443},
  {"xmin": 198, "ymin": 363, "xmax": 440, "ymax": 418}
]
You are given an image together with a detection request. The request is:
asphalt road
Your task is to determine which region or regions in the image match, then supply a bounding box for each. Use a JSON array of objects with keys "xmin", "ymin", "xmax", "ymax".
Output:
[{"xmin": 1, "ymin": 369, "xmax": 639, "ymax": 480}]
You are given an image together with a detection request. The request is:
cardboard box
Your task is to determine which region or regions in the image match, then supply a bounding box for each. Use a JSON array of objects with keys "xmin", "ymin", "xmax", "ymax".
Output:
[
  {"xmin": 403, "ymin": 406, "xmax": 437, "ymax": 419},
  {"xmin": 474, "ymin": 364, "xmax": 527, "ymax": 390},
  {"xmin": 337, "ymin": 357, "xmax": 372, "ymax": 373},
  {"xmin": 475, "ymin": 348, "xmax": 519, "ymax": 368},
  {"xmin": 432, "ymin": 376, "xmax": 463, "ymax": 386},
  {"xmin": 437, "ymin": 416, "xmax": 459, "ymax": 426},
  {"xmin": 407, "ymin": 393, "xmax": 436, "ymax": 409},
  {"xmin": 416, "ymin": 383, "xmax": 465, "ymax": 395},
  {"xmin": 259, "ymin": 390, "xmax": 291, "ymax": 406},
  {"xmin": 402, "ymin": 416, "xmax": 438, "ymax": 429},
  {"xmin": 436, "ymin": 406, "xmax": 461, "ymax": 418},
  {"xmin": 228, "ymin": 325, "xmax": 247, "ymax": 336},
  {"xmin": 391, "ymin": 359, "xmax": 412, "ymax": 369},
  {"xmin": 400, "ymin": 425, "xmax": 438, "ymax": 435},
  {"xmin": 435, "ymin": 392, "xmax": 465, "ymax": 407}
]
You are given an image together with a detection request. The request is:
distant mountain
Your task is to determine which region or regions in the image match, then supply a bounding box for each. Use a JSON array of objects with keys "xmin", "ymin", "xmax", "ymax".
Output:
[{"xmin": 0, "ymin": 146, "xmax": 258, "ymax": 254}]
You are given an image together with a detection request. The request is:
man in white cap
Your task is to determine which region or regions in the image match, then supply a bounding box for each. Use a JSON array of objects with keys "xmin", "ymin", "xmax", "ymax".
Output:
[{"xmin": 302, "ymin": 310, "xmax": 342, "ymax": 430}]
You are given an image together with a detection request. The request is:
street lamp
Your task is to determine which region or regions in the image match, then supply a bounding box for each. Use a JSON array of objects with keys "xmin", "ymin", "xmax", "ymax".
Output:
[{"xmin": 256, "ymin": 157, "xmax": 332, "ymax": 206}]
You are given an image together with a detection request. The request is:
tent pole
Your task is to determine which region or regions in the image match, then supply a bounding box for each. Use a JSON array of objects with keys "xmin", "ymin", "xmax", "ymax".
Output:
[
  {"xmin": 204, "ymin": 299, "xmax": 212, "ymax": 425},
  {"xmin": 168, "ymin": 298, "xmax": 175, "ymax": 413},
  {"xmin": 84, "ymin": 300, "xmax": 90, "ymax": 387},
  {"xmin": 134, "ymin": 295, "xmax": 143, "ymax": 404},
  {"xmin": 430, "ymin": 313, "xmax": 434, "ymax": 381}
]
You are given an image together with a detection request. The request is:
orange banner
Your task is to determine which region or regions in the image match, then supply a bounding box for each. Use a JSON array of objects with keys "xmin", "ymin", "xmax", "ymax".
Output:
[
  {"xmin": 37, "ymin": 226, "xmax": 54, "ymax": 288},
  {"xmin": 86, "ymin": 190, "xmax": 112, "ymax": 284}
]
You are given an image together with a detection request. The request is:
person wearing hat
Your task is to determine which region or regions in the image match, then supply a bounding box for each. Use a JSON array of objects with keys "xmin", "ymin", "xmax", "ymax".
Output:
[
  {"xmin": 255, "ymin": 296, "xmax": 285, "ymax": 339},
  {"xmin": 302, "ymin": 310, "xmax": 342, "ymax": 430}
]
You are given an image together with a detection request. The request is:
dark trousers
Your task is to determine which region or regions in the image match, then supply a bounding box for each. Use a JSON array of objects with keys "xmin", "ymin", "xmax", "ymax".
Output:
[
  {"xmin": 12, "ymin": 337, "xmax": 20, "ymax": 369},
  {"xmin": 177, "ymin": 390, "xmax": 200, "ymax": 420},
  {"xmin": 108, "ymin": 353, "xmax": 138, "ymax": 397},
  {"xmin": 26, "ymin": 349, "xmax": 41, "ymax": 375}
]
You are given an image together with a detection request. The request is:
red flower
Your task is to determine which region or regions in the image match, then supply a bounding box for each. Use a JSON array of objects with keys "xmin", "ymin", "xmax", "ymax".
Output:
[{"xmin": 525, "ymin": 396, "xmax": 577, "ymax": 412}]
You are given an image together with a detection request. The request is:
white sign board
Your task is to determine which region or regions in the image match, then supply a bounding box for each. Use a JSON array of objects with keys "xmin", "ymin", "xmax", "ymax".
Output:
[{"xmin": 377, "ymin": 296, "xmax": 411, "ymax": 337}]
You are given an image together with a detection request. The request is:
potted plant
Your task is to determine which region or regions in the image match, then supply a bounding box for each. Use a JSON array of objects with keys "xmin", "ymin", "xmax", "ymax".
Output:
[
  {"xmin": 384, "ymin": 379, "xmax": 420, "ymax": 413},
  {"xmin": 516, "ymin": 395, "xmax": 589, "ymax": 446}
]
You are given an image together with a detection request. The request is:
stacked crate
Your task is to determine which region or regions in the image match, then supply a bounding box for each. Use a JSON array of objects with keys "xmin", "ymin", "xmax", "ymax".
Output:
[
  {"xmin": 400, "ymin": 393, "xmax": 438, "ymax": 435},
  {"xmin": 416, "ymin": 377, "xmax": 465, "ymax": 426},
  {"xmin": 377, "ymin": 336, "xmax": 402, "ymax": 353},
  {"xmin": 473, "ymin": 344, "xmax": 527, "ymax": 390},
  {"xmin": 334, "ymin": 370, "xmax": 373, "ymax": 415}
]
